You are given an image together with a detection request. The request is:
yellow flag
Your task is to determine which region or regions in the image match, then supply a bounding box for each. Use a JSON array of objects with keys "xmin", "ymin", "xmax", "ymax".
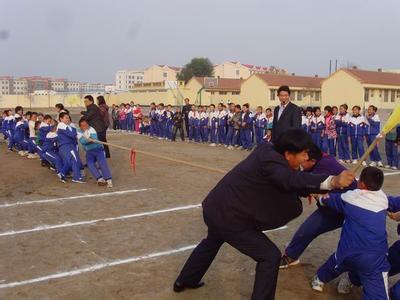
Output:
[{"xmin": 382, "ymin": 104, "xmax": 400, "ymax": 134}]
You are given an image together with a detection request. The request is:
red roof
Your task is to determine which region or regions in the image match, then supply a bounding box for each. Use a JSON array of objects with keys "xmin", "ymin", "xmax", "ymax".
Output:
[
  {"xmin": 256, "ymin": 73, "xmax": 324, "ymax": 88},
  {"xmin": 342, "ymin": 68, "xmax": 400, "ymax": 86}
]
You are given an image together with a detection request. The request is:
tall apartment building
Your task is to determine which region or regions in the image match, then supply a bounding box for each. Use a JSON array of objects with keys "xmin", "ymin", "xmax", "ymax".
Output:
[
  {"xmin": 0, "ymin": 76, "xmax": 13, "ymax": 95},
  {"xmin": 115, "ymin": 70, "xmax": 144, "ymax": 90},
  {"xmin": 51, "ymin": 78, "xmax": 67, "ymax": 92}
]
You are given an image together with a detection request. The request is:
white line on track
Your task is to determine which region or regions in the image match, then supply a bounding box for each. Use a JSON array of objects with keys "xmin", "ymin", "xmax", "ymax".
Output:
[
  {"xmin": 0, "ymin": 188, "xmax": 151, "ymax": 208},
  {"xmin": 0, "ymin": 204, "xmax": 202, "ymax": 237},
  {"xmin": 0, "ymin": 226, "xmax": 287, "ymax": 289},
  {"xmin": 383, "ymin": 171, "xmax": 400, "ymax": 177}
]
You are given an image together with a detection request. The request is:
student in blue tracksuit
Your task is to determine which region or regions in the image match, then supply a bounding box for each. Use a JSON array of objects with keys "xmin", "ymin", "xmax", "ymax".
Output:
[
  {"xmin": 335, "ymin": 104, "xmax": 351, "ymax": 163},
  {"xmin": 280, "ymin": 143, "xmax": 357, "ymax": 269},
  {"xmin": 188, "ymin": 105, "xmax": 200, "ymax": 142},
  {"xmin": 208, "ymin": 104, "xmax": 218, "ymax": 146},
  {"xmin": 311, "ymin": 107, "xmax": 325, "ymax": 150},
  {"xmin": 149, "ymin": 102, "xmax": 158, "ymax": 138},
  {"xmin": 4, "ymin": 111, "xmax": 15, "ymax": 151},
  {"xmin": 42, "ymin": 121, "xmax": 67, "ymax": 183},
  {"xmin": 37, "ymin": 115, "xmax": 53, "ymax": 146},
  {"xmin": 57, "ymin": 112, "xmax": 85, "ymax": 183},
  {"xmin": 365, "ymin": 105, "xmax": 383, "ymax": 167},
  {"xmin": 199, "ymin": 106, "xmax": 209, "ymax": 143},
  {"xmin": 157, "ymin": 103, "xmax": 166, "ymax": 140},
  {"xmin": 301, "ymin": 107, "xmax": 313, "ymax": 135},
  {"xmin": 78, "ymin": 118, "xmax": 113, "ymax": 188},
  {"xmin": 13, "ymin": 115, "xmax": 29, "ymax": 153},
  {"xmin": 217, "ymin": 103, "xmax": 227, "ymax": 145},
  {"xmin": 240, "ymin": 103, "xmax": 253, "ymax": 150},
  {"xmin": 254, "ymin": 106, "xmax": 267, "ymax": 145},
  {"xmin": 125, "ymin": 104, "xmax": 133, "ymax": 131},
  {"xmin": 348, "ymin": 105, "xmax": 367, "ymax": 165},
  {"xmin": 165, "ymin": 105, "xmax": 174, "ymax": 141},
  {"xmin": 312, "ymin": 167, "xmax": 390, "ymax": 300}
]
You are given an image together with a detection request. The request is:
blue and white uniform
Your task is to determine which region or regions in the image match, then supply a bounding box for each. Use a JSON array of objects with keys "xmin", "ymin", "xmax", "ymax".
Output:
[
  {"xmin": 302, "ymin": 115, "xmax": 313, "ymax": 134},
  {"xmin": 42, "ymin": 131, "xmax": 65, "ymax": 177},
  {"xmin": 311, "ymin": 115, "xmax": 325, "ymax": 149},
  {"xmin": 317, "ymin": 189, "xmax": 390, "ymax": 300},
  {"xmin": 335, "ymin": 113, "xmax": 350, "ymax": 160},
  {"xmin": 209, "ymin": 111, "xmax": 218, "ymax": 144},
  {"xmin": 365, "ymin": 113, "xmax": 382, "ymax": 163},
  {"xmin": 240, "ymin": 111, "xmax": 253, "ymax": 149},
  {"xmin": 217, "ymin": 110, "xmax": 227, "ymax": 145},
  {"xmin": 200, "ymin": 111, "xmax": 209, "ymax": 143},
  {"xmin": 57, "ymin": 122, "xmax": 83, "ymax": 181},
  {"xmin": 188, "ymin": 110, "xmax": 200, "ymax": 142},
  {"xmin": 254, "ymin": 113, "xmax": 267, "ymax": 145},
  {"xmin": 348, "ymin": 114, "xmax": 367, "ymax": 160},
  {"xmin": 165, "ymin": 110, "xmax": 174, "ymax": 140}
]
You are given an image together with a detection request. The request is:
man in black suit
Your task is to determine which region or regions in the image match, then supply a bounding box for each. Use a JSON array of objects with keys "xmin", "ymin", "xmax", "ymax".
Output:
[
  {"xmin": 181, "ymin": 98, "xmax": 191, "ymax": 138},
  {"xmin": 272, "ymin": 85, "xmax": 302, "ymax": 144},
  {"xmin": 173, "ymin": 129, "xmax": 354, "ymax": 300}
]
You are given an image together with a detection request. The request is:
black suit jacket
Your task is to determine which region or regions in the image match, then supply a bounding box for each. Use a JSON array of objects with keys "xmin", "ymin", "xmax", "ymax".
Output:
[
  {"xmin": 202, "ymin": 143, "xmax": 328, "ymax": 232},
  {"xmin": 272, "ymin": 102, "xmax": 302, "ymax": 143},
  {"xmin": 81, "ymin": 103, "xmax": 106, "ymax": 133}
]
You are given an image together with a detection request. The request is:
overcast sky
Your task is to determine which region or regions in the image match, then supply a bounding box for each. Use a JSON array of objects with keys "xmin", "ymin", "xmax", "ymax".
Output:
[{"xmin": 1, "ymin": 0, "xmax": 399, "ymax": 82}]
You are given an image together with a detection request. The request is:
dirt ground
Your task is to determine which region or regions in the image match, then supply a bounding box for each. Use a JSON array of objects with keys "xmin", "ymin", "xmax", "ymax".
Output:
[{"xmin": 0, "ymin": 130, "xmax": 399, "ymax": 300}]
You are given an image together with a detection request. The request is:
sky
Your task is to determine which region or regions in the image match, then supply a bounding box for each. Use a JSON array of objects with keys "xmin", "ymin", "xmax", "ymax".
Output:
[{"xmin": 0, "ymin": 0, "xmax": 399, "ymax": 83}]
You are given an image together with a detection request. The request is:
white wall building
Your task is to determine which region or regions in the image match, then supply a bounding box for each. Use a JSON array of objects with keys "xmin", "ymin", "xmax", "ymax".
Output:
[
  {"xmin": 0, "ymin": 76, "xmax": 13, "ymax": 95},
  {"xmin": 115, "ymin": 70, "xmax": 144, "ymax": 91}
]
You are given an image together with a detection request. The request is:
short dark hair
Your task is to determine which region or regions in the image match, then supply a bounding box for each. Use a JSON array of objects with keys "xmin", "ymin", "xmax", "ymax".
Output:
[
  {"xmin": 43, "ymin": 114, "xmax": 52, "ymax": 121},
  {"xmin": 324, "ymin": 106, "xmax": 332, "ymax": 113},
  {"xmin": 359, "ymin": 166, "xmax": 384, "ymax": 191},
  {"xmin": 277, "ymin": 85, "xmax": 291, "ymax": 95},
  {"xmin": 306, "ymin": 106, "xmax": 313, "ymax": 113},
  {"xmin": 274, "ymin": 129, "xmax": 313, "ymax": 155},
  {"xmin": 313, "ymin": 106, "xmax": 321, "ymax": 113},
  {"xmin": 55, "ymin": 103, "xmax": 64, "ymax": 110},
  {"xmin": 266, "ymin": 108, "xmax": 271, "ymax": 112},
  {"xmin": 84, "ymin": 95, "xmax": 94, "ymax": 103},
  {"xmin": 209, "ymin": 104, "xmax": 215, "ymax": 108},
  {"xmin": 15, "ymin": 106, "xmax": 23, "ymax": 113},
  {"xmin": 235, "ymin": 104, "xmax": 241, "ymax": 110},
  {"xmin": 307, "ymin": 143, "xmax": 323, "ymax": 162},
  {"xmin": 340, "ymin": 104, "xmax": 348, "ymax": 110},
  {"xmin": 59, "ymin": 112, "xmax": 69, "ymax": 120},
  {"xmin": 369, "ymin": 105, "xmax": 378, "ymax": 112},
  {"xmin": 79, "ymin": 117, "xmax": 88, "ymax": 126},
  {"xmin": 352, "ymin": 105, "xmax": 361, "ymax": 110},
  {"xmin": 243, "ymin": 103, "xmax": 249, "ymax": 109}
]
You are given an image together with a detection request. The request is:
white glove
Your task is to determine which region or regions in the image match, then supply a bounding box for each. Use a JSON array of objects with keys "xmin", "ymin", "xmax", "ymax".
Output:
[{"xmin": 83, "ymin": 131, "xmax": 91, "ymax": 139}]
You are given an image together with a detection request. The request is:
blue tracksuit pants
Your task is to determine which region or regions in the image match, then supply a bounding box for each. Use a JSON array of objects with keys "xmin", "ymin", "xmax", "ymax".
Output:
[
  {"xmin": 59, "ymin": 144, "xmax": 82, "ymax": 181},
  {"xmin": 367, "ymin": 134, "xmax": 382, "ymax": 162},
  {"xmin": 44, "ymin": 151, "xmax": 66, "ymax": 175},
  {"xmin": 318, "ymin": 253, "xmax": 389, "ymax": 300},
  {"xmin": 337, "ymin": 134, "xmax": 350, "ymax": 160},
  {"xmin": 350, "ymin": 135, "xmax": 365, "ymax": 160},
  {"xmin": 86, "ymin": 148, "xmax": 111, "ymax": 180},
  {"xmin": 285, "ymin": 207, "xmax": 344, "ymax": 260}
]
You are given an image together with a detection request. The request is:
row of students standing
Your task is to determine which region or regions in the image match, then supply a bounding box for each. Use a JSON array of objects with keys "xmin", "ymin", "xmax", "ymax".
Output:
[
  {"xmin": 111, "ymin": 102, "xmax": 143, "ymax": 132},
  {"xmin": 302, "ymin": 104, "xmax": 399, "ymax": 169},
  {"xmin": 147, "ymin": 102, "xmax": 274, "ymax": 151},
  {"xmin": 1, "ymin": 106, "xmax": 113, "ymax": 187}
]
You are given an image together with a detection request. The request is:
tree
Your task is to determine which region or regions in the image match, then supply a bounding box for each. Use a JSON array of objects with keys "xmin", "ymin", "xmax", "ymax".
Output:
[{"xmin": 177, "ymin": 57, "xmax": 214, "ymax": 82}]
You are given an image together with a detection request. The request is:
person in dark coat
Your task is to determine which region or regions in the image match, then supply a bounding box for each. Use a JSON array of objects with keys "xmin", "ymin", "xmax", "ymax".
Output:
[
  {"xmin": 81, "ymin": 95, "xmax": 110, "ymax": 158},
  {"xmin": 173, "ymin": 129, "xmax": 355, "ymax": 300},
  {"xmin": 272, "ymin": 85, "xmax": 302, "ymax": 144},
  {"xmin": 182, "ymin": 98, "xmax": 191, "ymax": 138}
]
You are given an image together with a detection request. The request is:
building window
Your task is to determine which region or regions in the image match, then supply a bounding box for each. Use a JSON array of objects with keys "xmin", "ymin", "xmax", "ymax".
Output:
[
  {"xmin": 210, "ymin": 91, "xmax": 215, "ymax": 95},
  {"xmin": 391, "ymin": 90, "xmax": 395, "ymax": 102},
  {"xmin": 269, "ymin": 90, "xmax": 276, "ymax": 101},
  {"xmin": 163, "ymin": 72, "xmax": 167, "ymax": 78},
  {"xmin": 315, "ymin": 91, "xmax": 320, "ymax": 101},
  {"xmin": 232, "ymin": 91, "xmax": 240, "ymax": 95},
  {"xmin": 384, "ymin": 90, "xmax": 389, "ymax": 102},
  {"xmin": 397, "ymin": 90, "xmax": 400, "ymax": 98},
  {"xmin": 219, "ymin": 91, "xmax": 227, "ymax": 95},
  {"xmin": 236, "ymin": 70, "xmax": 240, "ymax": 76},
  {"xmin": 364, "ymin": 89, "xmax": 369, "ymax": 102},
  {"xmin": 297, "ymin": 91, "xmax": 302, "ymax": 101},
  {"xmin": 290, "ymin": 91, "xmax": 295, "ymax": 101}
]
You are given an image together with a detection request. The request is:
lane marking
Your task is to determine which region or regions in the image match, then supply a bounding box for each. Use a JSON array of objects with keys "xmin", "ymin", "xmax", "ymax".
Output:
[
  {"xmin": 0, "ymin": 226, "xmax": 288, "ymax": 289},
  {"xmin": 0, "ymin": 188, "xmax": 152, "ymax": 208},
  {"xmin": 0, "ymin": 204, "xmax": 202, "ymax": 237}
]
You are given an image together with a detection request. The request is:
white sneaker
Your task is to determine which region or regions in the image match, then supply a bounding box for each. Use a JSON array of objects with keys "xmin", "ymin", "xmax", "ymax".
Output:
[
  {"xmin": 352, "ymin": 160, "xmax": 358, "ymax": 165},
  {"xmin": 377, "ymin": 161, "xmax": 384, "ymax": 167},
  {"xmin": 27, "ymin": 153, "xmax": 36, "ymax": 159},
  {"xmin": 362, "ymin": 161, "xmax": 367, "ymax": 167},
  {"xmin": 338, "ymin": 159, "xmax": 344, "ymax": 163},
  {"xmin": 311, "ymin": 275, "xmax": 324, "ymax": 292},
  {"xmin": 392, "ymin": 166, "xmax": 398, "ymax": 170},
  {"xmin": 345, "ymin": 160, "xmax": 352, "ymax": 164},
  {"xmin": 369, "ymin": 161, "xmax": 377, "ymax": 167},
  {"xmin": 337, "ymin": 273, "xmax": 353, "ymax": 294},
  {"xmin": 97, "ymin": 178, "xmax": 107, "ymax": 186},
  {"xmin": 18, "ymin": 150, "xmax": 25, "ymax": 156},
  {"xmin": 385, "ymin": 164, "xmax": 391, "ymax": 169},
  {"xmin": 209, "ymin": 143, "xmax": 216, "ymax": 147},
  {"xmin": 106, "ymin": 179, "xmax": 113, "ymax": 188},
  {"xmin": 227, "ymin": 145, "xmax": 233, "ymax": 150}
]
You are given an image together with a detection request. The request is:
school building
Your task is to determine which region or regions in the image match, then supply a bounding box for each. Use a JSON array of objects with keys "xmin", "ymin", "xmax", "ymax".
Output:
[
  {"xmin": 213, "ymin": 61, "xmax": 287, "ymax": 80},
  {"xmin": 322, "ymin": 68, "xmax": 400, "ymax": 110},
  {"xmin": 240, "ymin": 73, "xmax": 323, "ymax": 108},
  {"xmin": 143, "ymin": 65, "xmax": 182, "ymax": 83}
]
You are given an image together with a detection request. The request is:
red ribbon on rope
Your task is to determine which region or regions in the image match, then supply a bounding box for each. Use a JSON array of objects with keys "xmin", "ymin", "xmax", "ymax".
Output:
[{"xmin": 130, "ymin": 148, "xmax": 136, "ymax": 174}]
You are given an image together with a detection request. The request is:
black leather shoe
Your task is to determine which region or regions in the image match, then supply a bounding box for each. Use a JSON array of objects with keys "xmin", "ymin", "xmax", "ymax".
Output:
[{"xmin": 173, "ymin": 281, "xmax": 205, "ymax": 293}]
